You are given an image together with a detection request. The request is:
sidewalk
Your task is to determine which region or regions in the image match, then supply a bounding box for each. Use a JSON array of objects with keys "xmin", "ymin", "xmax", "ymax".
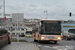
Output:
[{"xmin": 1, "ymin": 42, "xmax": 40, "ymax": 50}]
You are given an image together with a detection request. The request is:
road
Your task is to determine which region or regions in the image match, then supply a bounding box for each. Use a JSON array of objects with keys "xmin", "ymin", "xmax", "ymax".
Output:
[
  {"xmin": 12, "ymin": 37, "xmax": 75, "ymax": 50},
  {"xmin": 24, "ymin": 37, "xmax": 75, "ymax": 50}
]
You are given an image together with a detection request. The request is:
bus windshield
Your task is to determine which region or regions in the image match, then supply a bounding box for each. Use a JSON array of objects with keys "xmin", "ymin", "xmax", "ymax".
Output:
[{"xmin": 41, "ymin": 21, "xmax": 61, "ymax": 34}]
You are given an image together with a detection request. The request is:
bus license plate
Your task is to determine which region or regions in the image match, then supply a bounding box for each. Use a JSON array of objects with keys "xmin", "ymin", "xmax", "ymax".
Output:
[
  {"xmin": 50, "ymin": 39, "xmax": 53, "ymax": 40},
  {"xmin": 46, "ymin": 37, "xmax": 55, "ymax": 39}
]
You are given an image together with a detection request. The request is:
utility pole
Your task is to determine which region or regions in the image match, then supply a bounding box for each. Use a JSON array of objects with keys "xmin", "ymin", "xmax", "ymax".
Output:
[
  {"xmin": 3, "ymin": 0, "xmax": 5, "ymax": 18},
  {"xmin": 17, "ymin": 13, "xmax": 19, "ymax": 45},
  {"xmin": 17, "ymin": 14, "xmax": 19, "ymax": 29},
  {"xmin": 44, "ymin": 11, "xmax": 48, "ymax": 19}
]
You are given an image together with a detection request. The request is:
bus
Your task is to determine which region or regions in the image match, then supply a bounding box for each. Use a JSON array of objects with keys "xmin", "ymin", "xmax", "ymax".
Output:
[
  {"xmin": 26, "ymin": 31, "xmax": 32, "ymax": 34},
  {"xmin": 25, "ymin": 31, "xmax": 32, "ymax": 37},
  {"xmin": 32, "ymin": 19, "xmax": 62, "ymax": 43}
]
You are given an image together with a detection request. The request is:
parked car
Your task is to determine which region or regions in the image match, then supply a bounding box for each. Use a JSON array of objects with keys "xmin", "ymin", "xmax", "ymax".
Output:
[
  {"xmin": 19, "ymin": 34, "xmax": 25, "ymax": 37},
  {"xmin": 62, "ymin": 33, "xmax": 75, "ymax": 40}
]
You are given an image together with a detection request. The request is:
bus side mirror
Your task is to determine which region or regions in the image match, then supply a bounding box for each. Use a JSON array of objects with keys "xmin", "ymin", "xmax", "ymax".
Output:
[{"xmin": 61, "ymin": 25, "xmax": 63, "ymax": 28}]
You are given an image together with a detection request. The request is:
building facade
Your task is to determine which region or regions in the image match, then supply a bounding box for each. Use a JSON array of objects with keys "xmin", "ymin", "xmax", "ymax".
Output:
[{"xmin": 61, "ymin": 20, "xmax": 75, "ymax": 33}]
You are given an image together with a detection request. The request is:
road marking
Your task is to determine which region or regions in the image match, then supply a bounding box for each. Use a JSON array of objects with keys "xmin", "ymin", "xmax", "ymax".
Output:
[
  {"xmin": 43, "ymin": 46, "xmax": 51, "ymax": 48},
  {"xmin": 37, "ymin": 45, "xmax": 41, "ymax": 47},
  {"xmin": 37, "ymin": 44, "xmax": 74, "ymax": 50},
  {"xmin": 58, "ymin": 49, "xmax": 63, "ymax": 50}
]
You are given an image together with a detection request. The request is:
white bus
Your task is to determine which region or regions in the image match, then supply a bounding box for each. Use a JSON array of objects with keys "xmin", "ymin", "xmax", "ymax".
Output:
[{"xmin": 32, "ymin": 19, "xmax": 62, "ymax": 43}]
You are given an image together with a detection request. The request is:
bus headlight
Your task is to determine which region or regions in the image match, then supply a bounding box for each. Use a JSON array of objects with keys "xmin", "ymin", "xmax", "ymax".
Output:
[
  {"xmin": 41, "ymin": 36, "xmax": 45, "ymax": 39},
  {"xmin": 57, "ymin": 36, "xmax": 61, "ymax": 40}
]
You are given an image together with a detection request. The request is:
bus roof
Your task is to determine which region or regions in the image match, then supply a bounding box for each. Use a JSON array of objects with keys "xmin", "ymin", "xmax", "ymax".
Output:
[{"xmin": 41, "ymin": 19, "xmax": 62, "ymax": 21}]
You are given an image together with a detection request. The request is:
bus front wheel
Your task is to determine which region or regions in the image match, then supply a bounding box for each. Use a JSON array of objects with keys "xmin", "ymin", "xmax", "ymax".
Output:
[{"xmin": 34, "ymin": 40, "xmax": 37, "ymax": 42}]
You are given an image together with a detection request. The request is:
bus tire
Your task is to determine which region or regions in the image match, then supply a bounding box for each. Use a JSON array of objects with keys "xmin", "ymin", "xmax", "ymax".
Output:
[
  {"xmin": 54, "ymin": 41, "xmax": 57, "ymax": 44},
  {"xmin": 34, "ymin": 40, "xmax": 37, "ymax": 42}
]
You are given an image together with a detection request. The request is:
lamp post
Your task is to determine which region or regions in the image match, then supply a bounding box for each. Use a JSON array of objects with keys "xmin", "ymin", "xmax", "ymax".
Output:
[
  {"xmin": 44, "ymin": 11, "xmax": 48, "ymax": 19},
  {"xmin": 17, "ymin": 14, "xmax": 19, "ymax": 29},
  {"xmin": 3, "ymin": 0, "xmax": 5, "ymax": 18},
  {"xmin": 17, "ymin": 13, "xmax": 19, "ymax": 45}
]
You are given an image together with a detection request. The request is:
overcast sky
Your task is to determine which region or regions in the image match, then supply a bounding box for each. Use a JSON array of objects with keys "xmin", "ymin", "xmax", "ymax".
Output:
[{"xmin": 0, "ymin": 0, "xmax": 75, "ymax": 20}]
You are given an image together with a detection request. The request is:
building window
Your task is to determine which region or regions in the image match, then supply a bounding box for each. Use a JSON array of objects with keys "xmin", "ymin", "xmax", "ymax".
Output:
[
  {"xmin": 21, "ymin": 33, "xmax": 24, "ymax": 35},
  {"xmin": 17, "ymin": 29, "xmax": 20, "ymax": 30},
  {"xmin": 12, "ymin": 33, "xmax": 15, "ymax": 35},
  {"xmin": 9, "ymin": 29, "xmax": 10, "ymax": 30},
  {"xmin": 16, "ymin": 24, "xmax": 17, "ymax": 26},
  {"xmin": 21, "ymin": 29, "xmax": 24, "ymax": 31},
  {"xmin": 13, "ymin": 29, "xmax": 15, "ymax": 31},
  {"xmin": 13, "ymin": 24, "xmax": 15, "ymax": 26},
  {"xmin": 20, "ymin": 24, "xmax": 22, "ymax": 26},
  {"xmin": 16, "ymin": 33, "xmax": 20, "ymax": 35},
  {"xmin": 26, "ymin": 29, "xmax": 27, "ymax": 31}
]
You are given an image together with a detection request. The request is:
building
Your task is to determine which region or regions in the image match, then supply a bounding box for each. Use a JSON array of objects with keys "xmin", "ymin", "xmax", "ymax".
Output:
[
  {"xmin": 0, "ymin": 13, "xmax": 32, "ymax": 35},
  {"xmin": 61, "ymin": 20, "xmax": 75, "ymax": 33},
  {"xmin": 12, "ymin": 13, "xmax": 24, "ymax": 24},
  {"xmin": 4, "ymin": 23, "xmax": 32, "ymax": 35}
]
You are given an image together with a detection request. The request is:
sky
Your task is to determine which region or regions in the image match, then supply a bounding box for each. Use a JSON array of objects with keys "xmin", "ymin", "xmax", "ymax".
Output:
[{"xmin": 0, "ymin": 0, "xmax": 75, "ymax": 20}]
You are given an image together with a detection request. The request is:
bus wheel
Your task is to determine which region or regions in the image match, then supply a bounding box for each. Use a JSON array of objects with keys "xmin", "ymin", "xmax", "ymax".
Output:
[{"xmin": 54, "ymin": 41, "xmax": 57, "ymax": 44}]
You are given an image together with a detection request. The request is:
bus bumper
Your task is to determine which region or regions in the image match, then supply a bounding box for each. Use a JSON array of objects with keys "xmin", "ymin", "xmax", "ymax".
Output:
[{"xmin": 40, "ymin": 39, "xmax": 61, "ymax": 41}]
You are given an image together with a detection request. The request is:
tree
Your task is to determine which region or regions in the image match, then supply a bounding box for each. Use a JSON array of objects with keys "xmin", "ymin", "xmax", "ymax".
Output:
[{"xmin": 0, "ymin": 29, "xmax": 8, "ymax": 36}]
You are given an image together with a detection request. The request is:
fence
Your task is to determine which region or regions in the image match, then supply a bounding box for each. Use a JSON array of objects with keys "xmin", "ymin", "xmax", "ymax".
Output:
[{"xmin": 0, "ymin": 34, "xmax": 8, "ymax": 49}]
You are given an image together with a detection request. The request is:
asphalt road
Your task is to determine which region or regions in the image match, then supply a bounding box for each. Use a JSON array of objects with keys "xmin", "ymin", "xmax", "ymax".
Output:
[
  {"xmin": 12, "ymin": 36, "xmax": 75, "ymax": 50},
  {"xmin": 24, "ymin": 37, "xmax": 75, "ymax": 50}
]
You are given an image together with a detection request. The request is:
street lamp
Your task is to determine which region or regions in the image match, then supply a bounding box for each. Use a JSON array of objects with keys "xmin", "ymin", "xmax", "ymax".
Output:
[
  {"xmin": 3, "ymin": 0, "xmax": 5, "ymax": 18},
  {"xmin": 17, "ymin": 13, "xmax": 19, "ymax": 45},
  {"xmin": 44, "ymin": 11, "xmax": 48, "ymax": 19},
  {"xmin": 17, "ymin": 14, "xmax": 19, "ymax": 29}
]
